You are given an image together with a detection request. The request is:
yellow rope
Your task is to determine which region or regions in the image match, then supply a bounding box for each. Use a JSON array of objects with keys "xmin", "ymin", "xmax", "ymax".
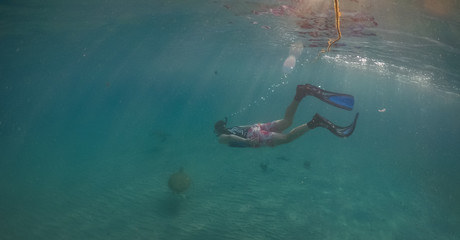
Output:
[{"xmin": 325, "ymin": 0, "xmax": 342, "ymax": 52}]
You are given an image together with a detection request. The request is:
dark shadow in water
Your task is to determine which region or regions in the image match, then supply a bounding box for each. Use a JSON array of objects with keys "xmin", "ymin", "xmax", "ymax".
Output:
[
  {"xmin": 150, "ymin": 130, "xmax": 170, "ymax": 143},
  {"xmin": 157, "ymin": 193, "xmax": 188, "ymax": 218},
  {"xmin": 303, "ymin": 160, "xmax": 311, "ymax": 169},
  {"xmin": 260, "ymin": 161, "xmax": 269, "ymax": 172},
  {"xmin": 276, "ymin": 155, "xmax": 289, "ymax": 161}
]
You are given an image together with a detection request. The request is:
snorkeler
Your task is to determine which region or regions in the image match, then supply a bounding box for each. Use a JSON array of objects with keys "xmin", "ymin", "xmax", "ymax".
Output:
[{"xmin": 214, "ymin": 84, "xmax": 359, "ymax": 148}]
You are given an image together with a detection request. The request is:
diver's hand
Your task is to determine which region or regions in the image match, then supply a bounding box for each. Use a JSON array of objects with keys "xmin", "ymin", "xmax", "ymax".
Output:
[{"xmin": 247, "ymin": 138, "xmax": 258, "ymax": 148}]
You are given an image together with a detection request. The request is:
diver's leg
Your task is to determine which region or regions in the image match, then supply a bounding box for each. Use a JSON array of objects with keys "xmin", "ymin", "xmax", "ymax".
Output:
[
  {"xmin": 269, "ymin": 85, "xmax": 311, "ymax": 133},
  {"xmin": 272, "ymin": 99, "xmax": 300, "ymax": 132},
  {"xmin": 270, "ymin": 123, "xmax": 311, "ymax": 146},
  {"xmin": 285, "ymin": 123, "xmax": 311, "ymax": 142},
  {"xmin": 271, "ymin": 113, "xmax": 360, "ymax": 146}
]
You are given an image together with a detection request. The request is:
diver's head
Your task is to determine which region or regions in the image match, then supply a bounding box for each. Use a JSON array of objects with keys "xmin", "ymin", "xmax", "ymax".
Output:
[{"xmin": 214, "ymin": 117, "xmax": 229, "ymax": 136}]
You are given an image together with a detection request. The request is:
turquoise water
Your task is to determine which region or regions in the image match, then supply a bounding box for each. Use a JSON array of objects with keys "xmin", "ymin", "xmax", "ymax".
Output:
[{"xmin": 1, "ymin": 0, "xmax": 459, "ymax": 239}]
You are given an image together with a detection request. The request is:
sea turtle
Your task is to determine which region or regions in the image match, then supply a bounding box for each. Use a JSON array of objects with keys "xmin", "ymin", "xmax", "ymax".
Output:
[{"xmin": 168, "ymin": 167, "xmax": 191, "ymax": 193}]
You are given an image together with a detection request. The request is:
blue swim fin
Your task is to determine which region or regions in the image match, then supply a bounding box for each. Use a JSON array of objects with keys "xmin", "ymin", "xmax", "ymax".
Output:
[{"xmin": 305, "ymin": 84, "xmax": 354, "ymax": 111}]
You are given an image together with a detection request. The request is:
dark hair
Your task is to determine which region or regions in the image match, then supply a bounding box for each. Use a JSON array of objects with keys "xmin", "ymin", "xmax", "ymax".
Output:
[{"xmin": 214, "ymin": 117, "xmax": 230, "ymax": 136}]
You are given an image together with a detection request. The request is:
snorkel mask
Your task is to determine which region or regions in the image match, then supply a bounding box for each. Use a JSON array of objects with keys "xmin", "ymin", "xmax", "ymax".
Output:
[{"xmin": 214, "ymin": 117, "xmax": 228, "ymax": 136}]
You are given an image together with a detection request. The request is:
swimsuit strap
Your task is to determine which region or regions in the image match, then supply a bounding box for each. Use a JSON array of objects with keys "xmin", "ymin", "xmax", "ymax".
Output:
[{"xmin": 227, "ymin": 126, "xmax": 249, "ymax": 138}]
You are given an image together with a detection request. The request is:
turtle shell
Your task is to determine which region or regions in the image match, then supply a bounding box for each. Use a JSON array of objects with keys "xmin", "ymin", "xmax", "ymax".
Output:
[{"xmin": 168, "ymin": 167, "xmax": 191, "ymax": 193}]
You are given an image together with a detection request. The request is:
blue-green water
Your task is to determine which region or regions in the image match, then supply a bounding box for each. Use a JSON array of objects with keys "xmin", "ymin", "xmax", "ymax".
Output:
[{"xmin": 1, "ymin": 0, "xmax": 459, "ymax": 239}]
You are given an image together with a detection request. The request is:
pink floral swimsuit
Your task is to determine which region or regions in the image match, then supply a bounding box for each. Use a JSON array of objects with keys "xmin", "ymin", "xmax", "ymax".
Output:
[{"xmin": 246, "ymin": 121, "xmax": 278, "ymax": 147}]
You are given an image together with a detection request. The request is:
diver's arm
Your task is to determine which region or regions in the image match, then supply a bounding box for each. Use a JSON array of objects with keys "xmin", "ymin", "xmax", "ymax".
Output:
[
  {"xmin": 236, "ymin": 124, "xmax": 253, "ymax": 128},
  {"xmin": 218, "ymin": 134, "xmax": 254, "ymax": 147}
]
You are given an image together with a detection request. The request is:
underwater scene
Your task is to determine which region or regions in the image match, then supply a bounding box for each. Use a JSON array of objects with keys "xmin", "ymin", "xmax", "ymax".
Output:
[{"xmin": 1, "ymin": 0, "xmax": 459, "ymax": 239}]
